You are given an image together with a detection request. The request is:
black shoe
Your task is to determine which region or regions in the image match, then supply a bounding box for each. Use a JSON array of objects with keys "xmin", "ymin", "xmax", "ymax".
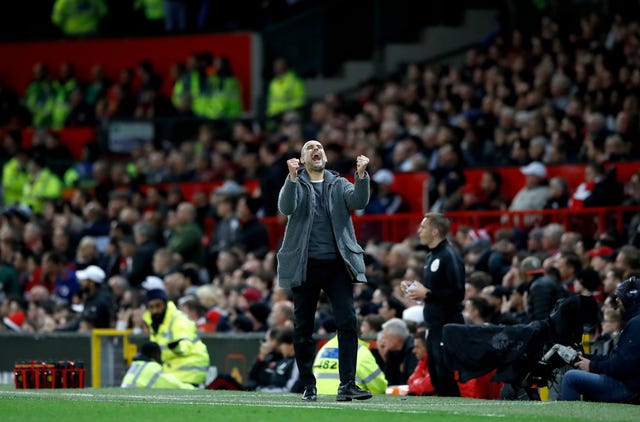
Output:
[
  {"xmin": 336, "ymin": 381, "xmax": 372, "ymax": 401},
  {"xmin": 302, "ymin": 385, "xmax": 317, "ymax": 402}
]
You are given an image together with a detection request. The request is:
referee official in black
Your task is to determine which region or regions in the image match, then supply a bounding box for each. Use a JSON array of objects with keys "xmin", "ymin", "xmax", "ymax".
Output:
[{"xmin": 402, "ymin": 212, "xmax": 465, "ymax": 396}]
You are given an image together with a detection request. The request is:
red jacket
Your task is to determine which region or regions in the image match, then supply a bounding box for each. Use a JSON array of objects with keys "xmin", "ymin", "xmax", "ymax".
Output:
[
  {"xmin": 407, "ymin": 355, "xmax": 503, "ymax": 398},
  {"xmin": 407, "ymin": 355, "xmax": 435, "ymax": 395}
]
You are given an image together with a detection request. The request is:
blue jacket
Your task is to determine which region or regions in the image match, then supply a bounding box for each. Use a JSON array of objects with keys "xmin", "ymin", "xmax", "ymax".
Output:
[
  {"xmin": 276, "ymin": 169, "xmax": 369, "ymax": 289},
  {"xmin": 589, "ymin": 304, "xmax": 640, "ymax": 391}
]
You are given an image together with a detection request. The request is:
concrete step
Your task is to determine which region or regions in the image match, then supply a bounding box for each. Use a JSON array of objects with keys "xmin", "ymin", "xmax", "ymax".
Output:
[{"xmin": 305, "ymin": 8, "xmax": 498, "ymax": 99}]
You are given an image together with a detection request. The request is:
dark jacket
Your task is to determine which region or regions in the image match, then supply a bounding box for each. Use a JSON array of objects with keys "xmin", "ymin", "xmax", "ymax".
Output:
[
  {"xmin": 246, "ymin": 350, "xmax": 283, "ymax": 391},
  {"xmin": 421, "ymin": 240, "xmax": 465, "ymax": 328},
  {"xmin": 277, "ymin": 169, "xmax": 370, "ymax": 289},
  {"xmin": 81, "ymin": 287, "xmax": 113, "ymax": 329},
  {"xmin": 237, "ymin": 217, "xmax": 269, "ymax": 257},
  {"xmin": 384, "ymin": 335, "xmax": 418, "ymax": 385},
  {"xmin": 589, "ymin": 304, "xmax": 640, "ymax": 391},
  {"xmin": 527, "ymin": 274, "xmax": 566, "ymax": 322},
  {"xmin": 129, "ymin": 240, "xmax": 159, "ymax": 287}
]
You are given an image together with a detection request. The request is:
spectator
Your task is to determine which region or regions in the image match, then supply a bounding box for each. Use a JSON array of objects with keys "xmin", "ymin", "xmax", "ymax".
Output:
[
  {"xmin": 245, "ymin": 327, "xmax": 283, "ymax": 391},
  {"xmin": 51, "ymin": 0, "xmax": 107, "ymax": 36},
  {"xmin": 521, "ymin": 256, "xmax": 561, "ymax": 322},
  {"xmin": 554, "ymin": 250, "xmax": 583, "ymax": 293},
  {"xmin": 357, "ymin": 169, "xmax": 404, "ymax": 215},
  {"xmin": 167, "ymin": 202, "xmax": 204, "ymax": 266},
  {"xmin": 50, "ymin": 62, "xmax": 80, "ymax": 129},
  {"xmin": 377, "ymin": 317, "xmax": 417, "ymax": 386},
  {"xmin": 75, "ymin": 265, "xmax": 112, "ymax": 331},
  {"xmin": 614, "ymin": 245, "xmax": 640, "ymax": 279},
  {"xmin": 2, "ymin": 147, "xmax": 29, "ymax": 207},
  {"xmin": 235, "ymin": 196, "xmax": 269, "ymax": 258},
  {"xmin": 258, "ymin": 141, "xmax": 289, "ymax": 217},
  {"xmin": 84, "ymin": 65, "xmax": 110, "ymax": 105},
  {"xmin": 21, "ymin": 154, "xmax": 63, "ymax": 215},
  {"xmin": 22, "ymin": 63, "xmax": 52, "ymax": 127},
  {"xmin": 266, "ymin": 58, "xmax": 306, "ymax": 118},
  {"xmin": 509, "ymin": 161, "xmax": 549, "ymax": 211},
  {"xmin": 587, "ymin": 246, "xmax": 616, "ymax": 278},
  {"xmin": 544, "ymin": 177, "xmax": 570, "ymax": 209},
  {"xmin": 256, "ymin": 327, "xmax": 303, "ymax": 393},
  {"xmin": 590, "ymin": 308, "xmax": 622, "ymax": 356},
  {"xmin": 129, "ymin": 222, "xmax": 160, "ymax": 287},
  {"xmin": 462, "ymin": 170, "xmax": 509, "ymax": 211},
  {"xmin": 406, "ymin": 333, "xmax": 435, "ymax": 396},
  {"xmin": 209, "ymin": 56, "xmax": 242, "ymax": 119},
  {"xmin": 73, "ymin": 236, "xmax": 101, "ymax": 270}
]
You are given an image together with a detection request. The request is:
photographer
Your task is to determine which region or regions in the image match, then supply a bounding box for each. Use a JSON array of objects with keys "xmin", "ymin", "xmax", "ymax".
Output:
[{"xmin": 560, "ymin": 277, "xmax": 640, "ymax": 403}]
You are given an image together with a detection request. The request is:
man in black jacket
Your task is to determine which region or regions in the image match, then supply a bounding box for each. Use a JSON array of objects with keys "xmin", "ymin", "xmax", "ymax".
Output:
[
  {"xmin": 402, "ymin": 212, "xmax": 465, "ymax": 396},
  {"xmin": 521, "ymin": 255, "xmax": 567, "ymax": 322}
]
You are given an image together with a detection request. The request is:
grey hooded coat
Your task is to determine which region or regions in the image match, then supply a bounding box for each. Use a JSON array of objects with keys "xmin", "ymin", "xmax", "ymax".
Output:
[{"xmin": 276, "ymin": 169, "xmax": 370, "ymax": 289}]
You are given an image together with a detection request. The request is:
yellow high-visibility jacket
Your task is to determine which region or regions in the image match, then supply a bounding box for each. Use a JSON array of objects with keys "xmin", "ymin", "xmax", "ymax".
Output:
[
  {"xmin": 21, "ymin": 168, "xmax": 62, "ymax": 214},
  {"xmin": 313, "ymin": 336, "xmax": 388, "ymax": 395},
  {"xmin": 2, "ymin": 158, "xmax": 29, "ymax": 206},
  {"xmin": 266, "ymin": 70, "xmax": 306, "ymax": 117},
  {"xmin": 142, "ymin": 301, "xmax": 210, "ymax": 385},
  {"xmin": 121, "ymin": 356, "xmax": 196, "ymax": 389}
]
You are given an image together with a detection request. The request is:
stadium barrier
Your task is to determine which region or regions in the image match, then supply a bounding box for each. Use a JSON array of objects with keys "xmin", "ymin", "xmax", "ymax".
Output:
[
  {"xmin": 0, "ymin": 332, "xmax": 264, "ymax": 388},
  {"xmin": 258, "ymin": 206, "xmax": 640, "ymax": 250},
  {"xmin": 1, "ymin": 332, "xmax": 345, "ymax": 388}
]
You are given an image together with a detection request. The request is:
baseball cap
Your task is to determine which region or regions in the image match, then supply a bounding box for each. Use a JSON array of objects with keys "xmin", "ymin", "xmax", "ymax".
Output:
[
  {"xmin": 3, "ymin": 312, "xmax": 26, "ymax": 332},
  {"xmin": 214, "ymin": 180, "xmax": 245, "ymax": 196},
  {"xmin": 587, "ymin": 246, "xmax": 616, "ymax": 259},
  {"xmin": 402, "ymin": 305, "xmax": 424, "ymax": 324},
  {"xmin": 520, "ymin": 161, "xmax": 547, "ymax": 178},
  {"xmin": 372, "ymin": 169, "xmax": 394, "ymax": 186},
  {"xmin": 520, "ymin": 256, "xmax": 544, "ymax": 275},
  {"xmin": 75, "ymin": 265, "xmax": 106, "ymax": 284},
  {"xmin": 242, "ymin": 287, "xmax": 262, "ymax": 304},
  {"xmin": 142, "ymin": 275, "xmax": 165, "ymax": 291}
]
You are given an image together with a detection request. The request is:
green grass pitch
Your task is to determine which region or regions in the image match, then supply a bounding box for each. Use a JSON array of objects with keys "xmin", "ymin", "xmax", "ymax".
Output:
[{"xmin": 1, "ymin": 386, "xmax": 638, "ymax": 421}]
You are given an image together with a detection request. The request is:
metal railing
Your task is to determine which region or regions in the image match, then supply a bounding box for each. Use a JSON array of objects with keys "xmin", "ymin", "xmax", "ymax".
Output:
[{"xmin": 260, "ymin": 206, "xmax": 640, "ymax": 249}]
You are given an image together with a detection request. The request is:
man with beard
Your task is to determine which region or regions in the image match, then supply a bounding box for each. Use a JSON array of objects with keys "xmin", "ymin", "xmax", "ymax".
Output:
[
  {"xmin": 560, "ymin": 277, "xmax": 640, "ymax": 403},
  {"xmin": 142, "ymin": 287, "xmax": 210, "ymax": 386},
  {"xmin": 75, "ymin": 265, "xmax": 112, "ymax": 331},
  {"xmin": 277, "ymin": 139, "xmax": 371, "ymax": 402}
]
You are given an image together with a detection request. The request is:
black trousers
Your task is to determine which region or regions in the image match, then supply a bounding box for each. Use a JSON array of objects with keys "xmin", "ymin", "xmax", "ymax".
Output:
[
  {"xmin": 426, "ymin": 316, "xmax": 463, "ymax": 397},
  {"xmin": 291, "ymin": 258, "xmax": 358, "ymax": 388}
]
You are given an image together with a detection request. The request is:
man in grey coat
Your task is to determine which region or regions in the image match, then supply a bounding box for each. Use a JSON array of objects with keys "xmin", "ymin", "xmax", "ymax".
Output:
[{"xmin": 277, "ymin": 139, "xmax": 372, "ymax": 402}]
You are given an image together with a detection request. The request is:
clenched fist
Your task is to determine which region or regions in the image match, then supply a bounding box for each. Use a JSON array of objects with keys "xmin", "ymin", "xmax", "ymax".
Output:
[
  {"xmin": 287, "ymin": 158, "xmax": 300, "ymax": 181},
  {"xmin": 356, "ymin": 155, "xmax": 370, "ymax": 178}
]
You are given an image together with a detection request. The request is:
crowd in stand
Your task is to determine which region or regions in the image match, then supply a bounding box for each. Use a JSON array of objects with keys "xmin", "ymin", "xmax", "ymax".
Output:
[{"xmin": 1, "ymin": 10, "xmax": 640, "ymax": 399}]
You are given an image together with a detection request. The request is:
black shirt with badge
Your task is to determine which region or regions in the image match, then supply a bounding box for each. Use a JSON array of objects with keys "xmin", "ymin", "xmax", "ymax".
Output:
[{"xmin": 421, "ymin": 240, "xmax": 466, "ymax": 328}]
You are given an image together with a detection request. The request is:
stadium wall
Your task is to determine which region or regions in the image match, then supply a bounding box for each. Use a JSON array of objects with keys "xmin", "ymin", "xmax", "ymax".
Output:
[{"xmin": 0, "ymin": 32, "xmax": 261, "ymax": 114}]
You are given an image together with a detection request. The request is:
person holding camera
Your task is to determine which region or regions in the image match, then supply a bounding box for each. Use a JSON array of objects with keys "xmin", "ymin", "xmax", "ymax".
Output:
[{"xmin": 560, "ymin": 277, "xmax": 640, "ymax": 403}]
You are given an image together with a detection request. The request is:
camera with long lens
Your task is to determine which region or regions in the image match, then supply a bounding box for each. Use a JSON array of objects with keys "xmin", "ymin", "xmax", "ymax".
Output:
[{"xmin": 528, "ymin": 344, "xmax": 579, "ymax": 387}]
